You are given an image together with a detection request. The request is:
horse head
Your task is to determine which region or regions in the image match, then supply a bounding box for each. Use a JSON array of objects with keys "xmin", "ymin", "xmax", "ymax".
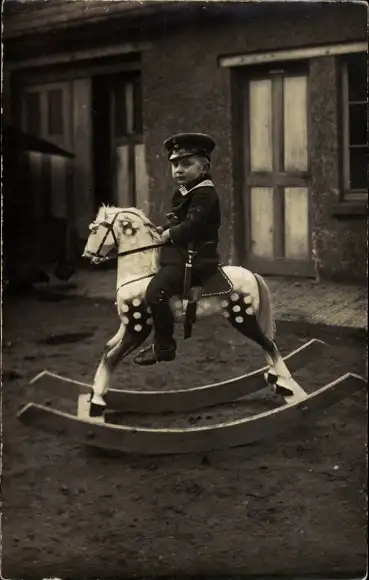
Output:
[{"xmin": 82, "ymin": 205, "xmax": 161, "ymax": 264}]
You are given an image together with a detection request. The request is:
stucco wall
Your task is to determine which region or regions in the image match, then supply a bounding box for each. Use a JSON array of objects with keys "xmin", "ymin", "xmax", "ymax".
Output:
[
  {"xmin": 142, "ymin": 2, "xmax": 367, "ymax": 281},
  {"xmin": 310, "ymin": 56, "xmax": 367, "ymax": 283},
  {"xmin": 5, "ymin": 2, "xmax": 367, "ymax": 280}
]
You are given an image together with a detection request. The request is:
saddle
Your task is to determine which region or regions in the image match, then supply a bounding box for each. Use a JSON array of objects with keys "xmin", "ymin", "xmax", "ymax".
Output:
[{"xmin": 182, "ymin": 266, "xmax": 233, "ymax": 339}]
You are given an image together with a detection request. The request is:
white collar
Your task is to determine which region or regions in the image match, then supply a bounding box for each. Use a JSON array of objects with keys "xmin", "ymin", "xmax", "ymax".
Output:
[{"xmin": 179, "ymin": 179, "xmax": 214, "ymax": 196}]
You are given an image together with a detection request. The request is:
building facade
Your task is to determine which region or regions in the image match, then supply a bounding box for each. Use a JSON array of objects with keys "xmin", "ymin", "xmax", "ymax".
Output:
[{"xmin": 3, "ymin": 1, "xmax": 367, "ymax": 282}]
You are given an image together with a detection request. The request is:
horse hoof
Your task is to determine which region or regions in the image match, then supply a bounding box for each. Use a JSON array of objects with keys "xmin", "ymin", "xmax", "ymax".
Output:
[
  {"xmin": 274, "ymin": 376, "xmax": 295, "ymax": 397},
  {"xmin": 89, "ymin": 402, "xmax": 105, "ymax": 418},
  {"xmin": 90, "ymin": 393, "xmax": 106, "ymax": 406},
  {"xmin": 264, "ymin": 371, "xmax": 278, "ymax": 385},
  {"xmin": 275, "ymin": 384, "xmax": 294, "ymax": 397}
]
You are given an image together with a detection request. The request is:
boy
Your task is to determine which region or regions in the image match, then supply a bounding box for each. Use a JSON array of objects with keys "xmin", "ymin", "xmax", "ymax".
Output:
[{"xmin": 134, "ymin": 132, "xmax": 221, "ymax": 366}]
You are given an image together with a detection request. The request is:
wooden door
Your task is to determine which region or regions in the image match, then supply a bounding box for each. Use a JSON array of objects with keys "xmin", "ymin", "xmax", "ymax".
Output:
[
  {"xmin": 21, "ymin": 81, "xmax": 73, "ymax": 222},
  {"xmin": 110, "ymin": 74, "xmax": 149, "ymax": 214},
  {"xmin": 241, "ymin": 65, "xmax": 314, "ymax": 277},
  {"xmin": 19, "ymin": 81, "xmax": 74, "ymax": 264}
]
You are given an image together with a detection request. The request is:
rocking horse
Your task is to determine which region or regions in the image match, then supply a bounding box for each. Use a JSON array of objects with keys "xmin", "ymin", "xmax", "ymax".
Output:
[
  {"xmin": 81, "ymin": 204, "xmax": 303, "ymax": 416},
  {"xmin": 16, "ymin": 203, "xmax": 365, "ymax": 454}
]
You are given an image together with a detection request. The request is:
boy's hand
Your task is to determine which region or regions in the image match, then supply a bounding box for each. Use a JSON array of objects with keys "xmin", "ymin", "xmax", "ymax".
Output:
[
  {"xmin": 160, "ymin": 229, "xmax": 172, "ymax": 243},
  {"xmin": 156, "ymin": 226, "xmax": 164, "ymax": 234}
]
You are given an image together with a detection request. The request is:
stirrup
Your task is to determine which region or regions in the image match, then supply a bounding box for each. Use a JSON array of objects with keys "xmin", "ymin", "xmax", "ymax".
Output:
[
  {"xmin": 138, "ymin": 343, "xmax": 158, "ymax": 360},
  {"xmin": 150, "ymin": 343, "xmax": 159, "ymax": 363}
]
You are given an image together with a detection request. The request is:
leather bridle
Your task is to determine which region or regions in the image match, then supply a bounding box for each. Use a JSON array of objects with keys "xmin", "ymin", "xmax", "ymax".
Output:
[{"xmin": 87, "ymin": 211, "xmax": 164, "ymax": 262}]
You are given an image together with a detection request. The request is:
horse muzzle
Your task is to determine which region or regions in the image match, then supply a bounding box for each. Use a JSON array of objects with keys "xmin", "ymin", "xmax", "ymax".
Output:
[
  {"xmin": 82, "ymin": 250, "xmax": 113, "ymax": 265},
  {"xmin": 82, "ymin": 251, "xmax": 103, "ymax": 264}
]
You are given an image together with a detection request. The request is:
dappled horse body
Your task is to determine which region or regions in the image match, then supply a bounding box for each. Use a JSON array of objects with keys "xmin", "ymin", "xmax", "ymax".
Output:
[{"xmin": 83, "ymin": 205, "xmax": 300, "ymax": 417}]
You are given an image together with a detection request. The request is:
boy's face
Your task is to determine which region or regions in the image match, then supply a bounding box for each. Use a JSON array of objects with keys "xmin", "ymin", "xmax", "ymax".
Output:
[{"xmin": 170, "ymin": 155, "xmax": 208, "ymax": 186}]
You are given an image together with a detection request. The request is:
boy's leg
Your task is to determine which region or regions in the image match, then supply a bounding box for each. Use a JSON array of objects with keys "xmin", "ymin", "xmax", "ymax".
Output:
[{"xmin": 134, "ymin": 264, "xmax": 184, "ymax": 365}]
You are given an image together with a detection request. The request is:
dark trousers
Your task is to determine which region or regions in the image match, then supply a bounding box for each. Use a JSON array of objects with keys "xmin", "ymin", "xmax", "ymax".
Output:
[{"xmin": 145, "ymin": 264, "xmax": 203, "ymax": 354}]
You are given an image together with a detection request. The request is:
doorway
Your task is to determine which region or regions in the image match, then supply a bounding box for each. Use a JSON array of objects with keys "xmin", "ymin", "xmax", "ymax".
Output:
[
  {"xmin": 235, "ymin": 62, "xmax": 314, "ymax": 277},
  {"xmin": 92, "ymin": 72, "xmax": 148, "ymax": 212}
]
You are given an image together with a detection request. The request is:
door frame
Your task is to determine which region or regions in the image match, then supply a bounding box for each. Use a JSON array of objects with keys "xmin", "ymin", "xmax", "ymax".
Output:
[{"xmin": 231, "ymin": 61, "xmax": 315, "ymax": 277}]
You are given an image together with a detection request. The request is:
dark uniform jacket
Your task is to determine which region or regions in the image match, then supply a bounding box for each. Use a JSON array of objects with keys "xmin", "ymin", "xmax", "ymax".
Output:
[{"xmin": 159, "ymin": 175, "xmax": 221, "ymax": 275}]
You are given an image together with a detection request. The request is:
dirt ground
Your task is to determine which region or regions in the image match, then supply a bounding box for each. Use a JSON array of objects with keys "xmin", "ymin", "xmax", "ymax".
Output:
[{"xmin": 2, "ymin": 288, "xmax": 367, "ymax": 579}]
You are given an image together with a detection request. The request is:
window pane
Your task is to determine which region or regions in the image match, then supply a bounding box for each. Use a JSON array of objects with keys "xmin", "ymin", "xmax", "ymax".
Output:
[
  {"xmin": 133, "ymin": 78, "xmax": 143, "ymax": 135},
  {"xmin": 47, "ymin": 89, "xmax": 64, "ymax": 135},
  {"xmin": 113, "ymin": 76, "xmax": 143, "ymax": 137},
  {"xmin": 25, "ymin": 92, "xmax": 41, "ymax": 135},
  {"xmin": 114, "ymin": 81, "xmax": 127, "ymax": 138},
  {"xmin": 125, "ymin": 82, "xmax": 134, "ymax": 135},
  {"xmin": 349, "ymin": 103, "xmax": 367, "ymax": 145},
  {"xmin": 347, "ymin": 53, "xmax": 367, "ymax": 102},
  {"xmin": 349, "ymin": 147, "xmax": 367, "ymax": 190}
]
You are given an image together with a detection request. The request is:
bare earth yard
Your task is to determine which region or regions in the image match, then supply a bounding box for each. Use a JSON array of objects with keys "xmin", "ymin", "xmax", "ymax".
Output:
[{"xmin": 2, "ymin": 290, "xmax": 367, "ymax": 579}]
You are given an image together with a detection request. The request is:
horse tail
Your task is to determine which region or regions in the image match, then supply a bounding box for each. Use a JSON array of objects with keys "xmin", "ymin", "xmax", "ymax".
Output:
[{"xmin": 254, "ymin": 272, "xmax": 276, "ymax": 340}]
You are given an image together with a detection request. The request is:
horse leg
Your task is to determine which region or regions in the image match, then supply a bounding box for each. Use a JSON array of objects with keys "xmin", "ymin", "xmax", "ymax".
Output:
[
  {"xmin": 225, "ymin": 302, "xmax": 297, "ymax": 396},
  {"xmin": 105, "ymin": 323, "xmax": 125, "ymax": 350},
  {"xmin": 90, "ymin": 321, "xmax": 152, "ymax": 415}
]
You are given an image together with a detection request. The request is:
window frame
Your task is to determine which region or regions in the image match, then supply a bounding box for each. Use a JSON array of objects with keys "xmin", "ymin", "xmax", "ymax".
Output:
[
  {"xmin": 340, "ymin": 51, "xmax": 367, "ymax": 201},
  {"xmin": 21, "ymin": 81, "xmax": 73, "ymax": 150}
]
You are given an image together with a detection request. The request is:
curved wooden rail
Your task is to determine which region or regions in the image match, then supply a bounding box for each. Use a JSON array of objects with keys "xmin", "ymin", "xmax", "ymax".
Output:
[
  {"xmin": 17, "ymin": 373, "xmax": 366, "ymax": 455},
  {"xmin": 29, "ymin": 339, "xmax": 327, "ymax": 413}
]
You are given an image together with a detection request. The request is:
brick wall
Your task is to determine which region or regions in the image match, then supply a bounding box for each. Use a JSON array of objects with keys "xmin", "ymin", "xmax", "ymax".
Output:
[{"xmin": 142, "ymin": 2, "xmax": 367, "ymax": 281}]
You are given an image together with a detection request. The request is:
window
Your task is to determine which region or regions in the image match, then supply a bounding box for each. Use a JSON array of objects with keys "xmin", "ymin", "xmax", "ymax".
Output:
[
  {"xmin": 22, "ymin": 82, "xmax": 71, "ymax": 147},
  {"xmin": 341, "ymin": 52, "xmax": 367, "ymax": 198}
]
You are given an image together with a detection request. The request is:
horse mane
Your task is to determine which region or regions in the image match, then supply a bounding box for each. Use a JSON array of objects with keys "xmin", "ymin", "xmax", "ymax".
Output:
[{"xmin": 97, "ymin": 204, "xmax": 149, "ymax": 223}]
